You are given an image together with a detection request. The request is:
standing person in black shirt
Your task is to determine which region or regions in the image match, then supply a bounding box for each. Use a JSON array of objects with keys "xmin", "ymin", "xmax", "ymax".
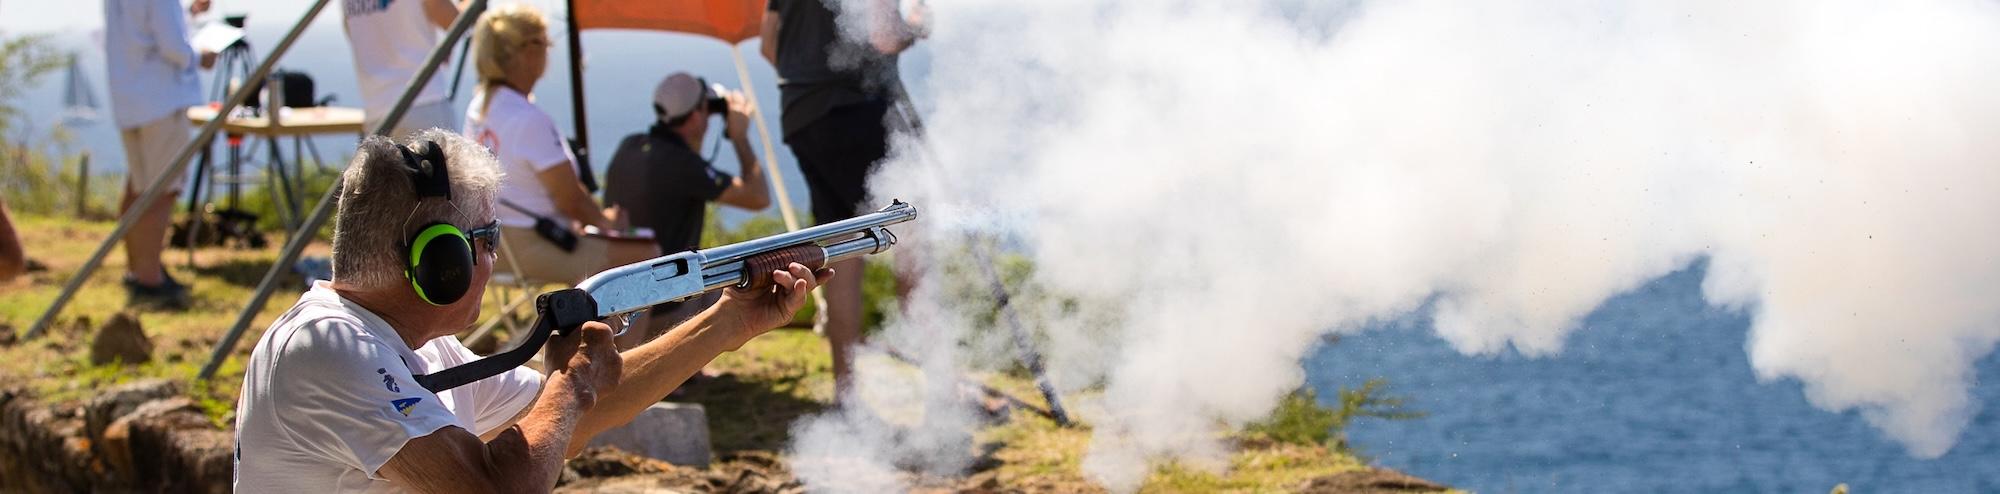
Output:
[
  {"xmin": 604, "ymin": 73, "xmax": 772, "ymax": 345},
  {"xmin": 761, "ymin": 0, "xmax": 927, "ymax": 397}
]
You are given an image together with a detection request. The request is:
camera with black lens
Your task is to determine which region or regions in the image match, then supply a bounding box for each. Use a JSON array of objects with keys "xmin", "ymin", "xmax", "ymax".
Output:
[{"xmin": 703, "ymin": 82, "xmax": 729, "ymax": 115}]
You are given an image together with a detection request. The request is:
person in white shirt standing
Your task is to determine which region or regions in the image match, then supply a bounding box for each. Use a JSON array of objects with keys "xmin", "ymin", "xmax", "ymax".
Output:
[
  {"xmin": 103, "ymin": 0, "xmax": 217, "ymax": 310},
  {"xmin": 341, "ymin": 0, "xmax": 465, "ymax": 138},
  {"xmin": 462, "ymin": 4, "xmax": 655, "ymax": 285},
  {"xmin": 233, "ymin": 129, "xmax": 832, "ymax": 491}
]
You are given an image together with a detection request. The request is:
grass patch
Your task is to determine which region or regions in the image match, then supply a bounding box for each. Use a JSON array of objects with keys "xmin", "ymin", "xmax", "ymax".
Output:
[
  {"xmin": 0, "ymin": 212, "xmax": 326, "ymax": 422},
  {"xmin": 0, "ymin": 212, "xmax": 1434, "ymax": 492},
  {"xmin": 686, "ymin": 328, "xmax": 834, "ymax": 452}
]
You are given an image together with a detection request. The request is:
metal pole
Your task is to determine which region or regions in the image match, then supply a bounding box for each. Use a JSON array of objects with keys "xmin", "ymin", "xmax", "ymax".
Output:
[
  {"xmin": 198, "ymin": 0, "xmax": 492, "ymax": 381},
  {"xmin": 74, "ymin": 152, "xmax": 89, "ymax": 218},
  {"xmin": 265, "ymin": 135, "xmax": 298, "ymax": 231},
  {"xmin": 25, "ymin": 0, "xmax": 334, "ymax": 340},
  {"xmin": 184, "ymin": 145, "xmax": 211, "ymax": 269},
  {"xmin": 729, "ymin": 47, "xmax": 802, "ymax": 232},
  {"xmin": 563, "ymin": 0, "xmax": 597, "ymax": 192},
  {"xmin": 446, "ymin": 36, "xmax": 472, "ymax": 102},
  {"xmin": 890, "ymin": 85, "xmax": 1075, "ymax": 426}
]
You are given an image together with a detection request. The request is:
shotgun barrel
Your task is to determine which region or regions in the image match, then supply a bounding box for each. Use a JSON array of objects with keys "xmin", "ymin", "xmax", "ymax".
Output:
[{"xmin": 415, "ymin": 200, "xmax": 918, "ymax": 393}]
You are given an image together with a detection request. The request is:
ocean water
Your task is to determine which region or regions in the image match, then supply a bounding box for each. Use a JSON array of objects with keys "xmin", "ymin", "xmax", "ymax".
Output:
[{"xmin": 1306, "ymin": 260, "xmax": 2000, "ymax": 493}]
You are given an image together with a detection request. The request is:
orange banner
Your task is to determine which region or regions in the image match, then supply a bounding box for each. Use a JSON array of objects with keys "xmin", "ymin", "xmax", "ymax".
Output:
[{"xmin": 572, "ymin": 0, "xmax": 769, "ymax": 44}]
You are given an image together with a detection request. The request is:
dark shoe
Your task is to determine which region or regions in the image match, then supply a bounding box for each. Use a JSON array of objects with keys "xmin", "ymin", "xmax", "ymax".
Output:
[{"xmin": 124, "ymin": 273, "xmax": 192, "ymax": 311}]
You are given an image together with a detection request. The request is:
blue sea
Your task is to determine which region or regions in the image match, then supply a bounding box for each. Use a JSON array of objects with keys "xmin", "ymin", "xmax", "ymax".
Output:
[{"xmin": 1306, "ymin": 261, "xmax": 2000, "ymax": 493}]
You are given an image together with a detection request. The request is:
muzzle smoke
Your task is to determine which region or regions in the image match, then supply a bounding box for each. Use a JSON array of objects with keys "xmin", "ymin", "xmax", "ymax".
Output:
[{"xmin": 788, "ymin": 0, "xmax": 2000, "ymax": 491}]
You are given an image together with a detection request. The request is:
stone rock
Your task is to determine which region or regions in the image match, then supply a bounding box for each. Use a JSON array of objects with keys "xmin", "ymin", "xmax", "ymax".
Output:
[
  {"xmin": 1, "ymin": 389, "xmax": 96, "ymax": 492},
  {"xmin": 0, "ymin": 323, "xmax": 15, "ymax": 347},
  {"xmin": 101, "ymin": 397, "xmax": 199, "ymax": 485},
  {"xmin": 83, "ymin": 378, "xmax": 179, "ymax": 445},
  {"xmin": 705, "ymin": 452, "xmax": 805, "ymax": 494},
  {"xmin": 564, "ymin": 446, "xmax": 686, "ymax": 480},
  {"xmin": 126, "ymin": 404, "xmax": 233, "ymax": 493},
  {"xmin": 586, "ymin": 402, "xmax": 711, "ymax": 468},
  {"xmin": 71, "ymin": 315, "xmax": 93, "ymax": 334},
  {"xmin": 1297, "ymin": 467, "xmax": 1450, "ymax": 493},
  {"xmin": 89, "ymin": 312, "xmax": 152, "ymax": 365}
]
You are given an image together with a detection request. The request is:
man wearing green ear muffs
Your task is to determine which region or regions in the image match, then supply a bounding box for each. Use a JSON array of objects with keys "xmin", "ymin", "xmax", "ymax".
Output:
[{"xmin": 232, "ymin": 129, "xmax": 832, "ymax": 492}]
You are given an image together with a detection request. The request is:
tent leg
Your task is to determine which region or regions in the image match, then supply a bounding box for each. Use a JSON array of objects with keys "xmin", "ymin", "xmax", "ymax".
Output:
[
  {"xmin": 732, "ymin": 46, "xmax": 828, "ymax": 320},
  {"xmin": 730, "ymin": 48, "xmax": 803, "ymax": 233}
]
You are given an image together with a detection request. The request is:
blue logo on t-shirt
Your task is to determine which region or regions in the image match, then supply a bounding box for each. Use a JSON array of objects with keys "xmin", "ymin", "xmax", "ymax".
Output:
[
  {"xmin": 377, "ymin": 367, "xmax": 401, "ymax": 392},
  {"xmin": 391, "ymin": 397, "xmax": 423, "ymax": 417},
  {"xmin": 342, "ymin": 0, "xmax": 394, "ymax": 17}
]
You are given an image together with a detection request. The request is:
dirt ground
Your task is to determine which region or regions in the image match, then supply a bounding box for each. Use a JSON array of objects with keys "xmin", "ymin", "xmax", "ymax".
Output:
[{"xmin": 1, "ymin": 214, "xmax": 1453, "ymax": 493}]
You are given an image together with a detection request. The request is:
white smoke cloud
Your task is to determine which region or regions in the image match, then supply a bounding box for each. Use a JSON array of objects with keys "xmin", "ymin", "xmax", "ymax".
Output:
[{"xmin": 788, "ymin": 0, "xmax": 2000, "ymax": 491}]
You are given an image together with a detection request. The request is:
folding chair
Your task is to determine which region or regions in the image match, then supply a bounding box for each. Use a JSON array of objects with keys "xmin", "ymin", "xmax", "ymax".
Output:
[{"xmin": 463, "ymin": 230, "xmax": 556, "ymax": 352}]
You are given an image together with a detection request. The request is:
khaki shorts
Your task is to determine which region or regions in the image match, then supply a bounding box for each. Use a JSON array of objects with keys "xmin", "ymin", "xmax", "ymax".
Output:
[
  {"xmin": 119, "ymin": 113, "xmax": 194, "ymax": 193},
  {"xmin": 496, "ymin": 225, "xmax": 610, "ymax": 284}
]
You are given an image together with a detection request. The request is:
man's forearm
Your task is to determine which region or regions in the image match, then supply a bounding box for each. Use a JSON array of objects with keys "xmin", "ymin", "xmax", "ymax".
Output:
[
  {"xmin": 733, "ymin": 138, "xmax": 767, "ymax": 189},
  {"xmin": 570, "ymin": 310, "xmax": 737, "ymax": 451},
  {"xmin": 495, "ymin": 374, "xmax": 591, "ymax": 489},
  {"xmin": 729, "ymin": 137, "xmax": 772, "ymax": 209},
  {"xmin": 559, "ymin": 184, "xmax": 611, "ymax": 230},
  {"xmin": 868, "ymin": 0, "xmax": 920, "ymax": 55}
]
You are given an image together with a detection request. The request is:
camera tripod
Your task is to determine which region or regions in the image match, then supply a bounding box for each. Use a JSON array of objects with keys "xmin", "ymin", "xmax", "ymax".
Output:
[{"xmin": 177, "ymin": 20, "xmax": 311, "ymax": 258}]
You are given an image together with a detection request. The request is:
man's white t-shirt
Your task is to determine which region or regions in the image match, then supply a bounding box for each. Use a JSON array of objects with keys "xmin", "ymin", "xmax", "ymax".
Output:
[
  {"xmin": 234, "ymin": 281, "xmax": 542, "ymax": 492},
  {"xmin": 341, "ymin": 0, "xmax": 451, "ymax": 125},
  {"xmin": 465, "ymin": 86, "xmax": 578, "ymax": 228}
]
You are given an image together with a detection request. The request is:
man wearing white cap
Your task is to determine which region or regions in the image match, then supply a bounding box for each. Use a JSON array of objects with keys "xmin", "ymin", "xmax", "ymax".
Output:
[{"xmin": 603, "ymin": 72, "xmax": 772, "ymax": 341}]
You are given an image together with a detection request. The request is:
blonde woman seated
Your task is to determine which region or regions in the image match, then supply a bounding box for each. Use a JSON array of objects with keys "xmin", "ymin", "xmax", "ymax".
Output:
[{"xmin": 463, "ymin": 4, "xmax": 656, "ymax": 284}]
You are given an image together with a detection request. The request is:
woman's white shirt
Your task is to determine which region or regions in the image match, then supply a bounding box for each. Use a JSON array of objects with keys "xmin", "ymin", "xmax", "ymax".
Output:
[{"xmin": 465, "ymin": 86, "xmax": 577, "ymax": 228}]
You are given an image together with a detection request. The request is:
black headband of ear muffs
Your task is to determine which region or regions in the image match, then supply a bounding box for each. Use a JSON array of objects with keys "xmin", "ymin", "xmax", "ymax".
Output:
[{"xmin": 400, "ymin": 140, "xmax": 452, "ymax": 201}]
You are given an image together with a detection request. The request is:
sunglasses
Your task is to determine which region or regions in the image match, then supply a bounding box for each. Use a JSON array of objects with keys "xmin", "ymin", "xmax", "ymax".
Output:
[{"xmin": 465, "ymin": 220, "xmax": 500, "ymax": 263}]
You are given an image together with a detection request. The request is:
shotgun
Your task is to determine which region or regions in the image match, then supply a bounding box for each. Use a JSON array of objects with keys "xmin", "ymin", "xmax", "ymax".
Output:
[{"xmin": 415, "ymin": 200, "xmax": 919, "ymax": 393}]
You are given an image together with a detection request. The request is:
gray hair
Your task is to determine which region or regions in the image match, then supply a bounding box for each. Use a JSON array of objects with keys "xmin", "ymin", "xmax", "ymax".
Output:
[{"xmin": 331, "ymin": 128, "xmax": 504, "ymax": 290}]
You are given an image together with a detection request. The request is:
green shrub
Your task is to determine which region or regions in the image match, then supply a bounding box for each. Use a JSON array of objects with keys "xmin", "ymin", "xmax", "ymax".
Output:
[
  {"xmin": 228, "ymin": 160, "xmax": 344, "ymax": 234},
  {"xmin": 0, "ymin": 31, "xmax": 65, "ymax": 138},
  {"xmin": 1, "ymin": 147, "xmax": 120, "ymax": 217},
  {"xmin": 0, "ymin": 32, "xmax": 94, "ymax": 215},
  {"xmin": 1246, "ymin": 379, "xmax": 1423, "ymax": 451},
  {"xmin": 1248, "ymin": 388, "xmax": 1343, "ymax": 446}
]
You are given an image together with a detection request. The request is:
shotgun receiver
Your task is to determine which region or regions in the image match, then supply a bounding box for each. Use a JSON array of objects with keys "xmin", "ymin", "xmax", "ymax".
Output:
[{"xmin": 415, "ymin": 200, "xmax": 918, "ymax": 393}]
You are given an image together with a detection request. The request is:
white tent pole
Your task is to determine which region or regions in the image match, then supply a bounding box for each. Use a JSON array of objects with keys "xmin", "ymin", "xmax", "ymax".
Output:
[
  {"xmin": 730, "ymin": 46, "xmax": 802, "ymax": 232},
  {"xmin": 731, "ymin": 44, "xmax": 828, "ymax": 322}
]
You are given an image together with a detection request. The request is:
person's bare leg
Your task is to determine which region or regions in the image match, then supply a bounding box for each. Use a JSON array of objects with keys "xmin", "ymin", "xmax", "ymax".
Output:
[
  {"xmin": 890, "ymin": 236, "xmax": 926, "ymax": 304},
  {"xmin": 823, "ymin": 257, "xmax": 865, "ymax": 398},
  {"xmin": 121, "ymin": 183, "xmax": 177, "ymax": 286}
]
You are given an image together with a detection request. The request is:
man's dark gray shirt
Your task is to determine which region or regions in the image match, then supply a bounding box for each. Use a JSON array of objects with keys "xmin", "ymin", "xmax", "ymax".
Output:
[
  {"xmin": 768, "ymin": 0, "xmax": 902, "ymax": 136},
  {"xmin": 603, "ymin": 125, "xmax": 731, "ymax": 255}
]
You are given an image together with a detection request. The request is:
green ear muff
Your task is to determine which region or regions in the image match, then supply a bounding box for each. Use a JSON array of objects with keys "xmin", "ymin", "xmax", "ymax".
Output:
[{"xmin": 406, "ymin": 223, "xmax": 474, "ymax": 306}]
